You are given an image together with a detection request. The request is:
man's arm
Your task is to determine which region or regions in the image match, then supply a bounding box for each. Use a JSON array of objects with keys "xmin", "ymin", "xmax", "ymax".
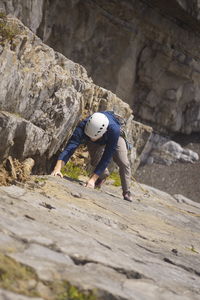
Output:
[
  {"xmin": 94, "ymin": 125, "xmax": 120, "ymax": 176},
  {"xmin": 51, "ymin": 121, "xmax": 86, "ymax": 177},
  {"xmin": 85, "ymin": 173, "xmax": 99, "ymax": 188}
]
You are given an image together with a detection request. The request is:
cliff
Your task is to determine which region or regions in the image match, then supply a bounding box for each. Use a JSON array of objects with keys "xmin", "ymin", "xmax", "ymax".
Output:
[{"xmin": 2, "ymin": 0, "xmax": 200, "ymax": 134}]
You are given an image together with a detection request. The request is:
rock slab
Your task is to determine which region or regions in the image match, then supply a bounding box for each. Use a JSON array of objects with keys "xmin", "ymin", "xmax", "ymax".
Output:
[{"xmin": 0, "ymin": 176, "xmax": 200, "ymax": 299}]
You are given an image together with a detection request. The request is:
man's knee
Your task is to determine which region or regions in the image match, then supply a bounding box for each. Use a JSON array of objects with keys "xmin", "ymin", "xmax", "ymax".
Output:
[
  {"xmin": 119, "ymin": 160, "xmax": 130, "ymax": 172},
  {"xmin": 114, "ymin": 154, "xmax": 130, "ymax": 169}
]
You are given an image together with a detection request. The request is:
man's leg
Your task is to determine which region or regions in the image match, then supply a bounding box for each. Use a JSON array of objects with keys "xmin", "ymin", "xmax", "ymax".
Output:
[
  {"xmin": 86, "ymin": 141, "xmax": 110, "ymax": 186},
  {"xmin": 113, "ymin": 136, "xmax": 132, "ymax": 201}
]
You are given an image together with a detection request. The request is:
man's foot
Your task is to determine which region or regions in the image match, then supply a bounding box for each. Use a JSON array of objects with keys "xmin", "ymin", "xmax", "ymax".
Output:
[
  {"xmin": 95, "ymin": 177, "xmax": 106, "ymax": 189},
  {"xmin": 123, "ymin": 191, "xmax": 133, "ymax": 202}
]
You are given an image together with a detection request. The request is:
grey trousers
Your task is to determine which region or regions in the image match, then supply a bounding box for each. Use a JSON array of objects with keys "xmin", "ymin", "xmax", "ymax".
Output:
[{"xmin": 86, "ymin": 136, "xmax": 131, "ymax": 194}]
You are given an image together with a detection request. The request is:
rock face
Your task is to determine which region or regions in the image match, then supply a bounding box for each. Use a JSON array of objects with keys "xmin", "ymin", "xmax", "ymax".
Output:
[
  {"xmin": 146, "ymin": 0, "xmax": 200, "ymax": 21},
  {"xmin": 0, "ymin": 15, "xmax": 86, "ymax": 172},
  {"xmin": 0, "ymin": 0, "xmax": 44, "ymax": 33},
  {"xmin": 2, "ymin": 0, "xmax": 200, "ymax": 134},
  {"xmin": 0, "ymin": 16, "xmax": 151, "ymax": 173},
  {"xmin": 0, "ymin": 175, "xmax": 200, "ymax": 299}
]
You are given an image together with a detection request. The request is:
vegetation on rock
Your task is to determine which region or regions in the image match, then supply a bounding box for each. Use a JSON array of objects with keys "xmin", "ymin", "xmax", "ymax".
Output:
[
  {"xmin": 61, "ymin": 160, "xmax": 121, "ymax": 187},
  {"xmin": 109, "ymin": 171, "xmax": 121, "ymax": 186},
  {"xmin": 0, "ymin": 157, "xmax": 34, "ymax": 186},
  {"xmin": 0, "ymin": 252, "xmax": 39, "ymax": 297},
  {"xmin": 61, "ymin": 161, "xmax": 88, "ymax": 180},
  {"xmin": 0, "ymin": 13, "xmax": 20, "ymax": 44},
  {"xmin": 49, "ymin": 281, "xmax": 96, "ymax": 300},
  {"xmin": 0, "ymin": 252, "xmax": 96, "ymax": 300}
]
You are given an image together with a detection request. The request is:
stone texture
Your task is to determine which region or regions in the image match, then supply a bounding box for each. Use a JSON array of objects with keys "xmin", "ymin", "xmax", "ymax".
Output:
[
  {"xmin": 0, "ymin": 289, "xmax": 43, "ymax": 300},
  {"xmin": 0, "ymin": 16, "xmax": 87, "ymax": 172},
  {"xmin": 0, "ymin": 175, "xmax": 200, "ymax": 299},
  {"xmin": 39, "ymin": 0, "xmax": 200, "ymax": 134},
  {"xmin": 0, "ymin": 0, "xmax": 44, "ymax": 33},
  {"xmin": 2, "ymin": 1, "xmax": 200, "ymax": 133},
  {"xmin": 151, "ymin": 0, "xmax": 200, "ymax": 21}
]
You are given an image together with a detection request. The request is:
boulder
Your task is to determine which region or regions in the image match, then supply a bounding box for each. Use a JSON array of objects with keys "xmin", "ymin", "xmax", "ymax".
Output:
[{"xmin": 140, "ymin": 133, "xmax": 199, "ymax": 166}]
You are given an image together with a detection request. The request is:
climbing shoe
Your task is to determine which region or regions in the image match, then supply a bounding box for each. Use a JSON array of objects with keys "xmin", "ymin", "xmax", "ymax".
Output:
[
  {"xmin": 123, "ymin": 191, "xmax": 133, "ymax": 202},
  {"xmin": 95, "ymin": 177, "xmax": 106, "ymax": 189}
]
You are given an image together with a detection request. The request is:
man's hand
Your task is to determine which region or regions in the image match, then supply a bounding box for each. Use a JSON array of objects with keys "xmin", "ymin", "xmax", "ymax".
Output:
[
  {"xmin": 51, "ymin": 160, "xmax": 65, "ymax": 178},
  {"xmin": 51, "ymin": 170, "xmax": 63, "ymax": 178},
  {"xmin": 85, "ymin": 173, "xmax": 99, "ymax": 189},
  {"xmin": 85, "ymin": 177, "xmax": 95, "ymax": 188}
]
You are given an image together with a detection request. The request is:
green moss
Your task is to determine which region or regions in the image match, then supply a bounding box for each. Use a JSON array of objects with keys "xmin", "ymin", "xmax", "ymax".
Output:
[
  {"xmin": 0, "ymin": 252, "xmax": 39, "ymax": 297},
  {"xmin": 61, "ymin": 161, "xmax": 88, "ymax": 180},
  {"xmin": 62, "ymin": 162, "xmax": 121, "ymax": 187},
  {"xmin": 0, "ymin": 252, "xmax": 97, "ymax": 299},
  {"xmin": 109, "ymin": 172, "xmax": 121, "ymax": 187},
  {"xmin": 0, "ymin": 13, "xmax": 20, "ymax": 44},
  {"xmin": 49, "ymin": 281, "xmax": 96, "ymax": 300},
  {"xmin": 0, "ymin": 12, "xmax": 6, "ymax": 19},
  {"xmin": 34, "ymin": 177, "xmax": 48, "ymax": 183}
]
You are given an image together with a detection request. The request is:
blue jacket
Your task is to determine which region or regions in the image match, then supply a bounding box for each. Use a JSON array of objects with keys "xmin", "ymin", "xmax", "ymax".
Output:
[{"xmin": 58, "ymin": 111, "xmax": 121, "ymax": 176}]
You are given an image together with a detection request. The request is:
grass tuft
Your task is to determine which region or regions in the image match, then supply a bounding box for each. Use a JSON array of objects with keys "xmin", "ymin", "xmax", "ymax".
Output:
[
  {"xmin": 49, "ymin": 281, "xmax": 96, "ymax": 300},
  {"xmin": 0, "ymin": 13, "xmax": 20, "ymax": 44},
  {"xmin": 109, "ymin": 172, "xmax": 121, "ymax": 186},
  {"xmin": 61, "ymin": 161, "xmax": 88, "ymax": 180}
]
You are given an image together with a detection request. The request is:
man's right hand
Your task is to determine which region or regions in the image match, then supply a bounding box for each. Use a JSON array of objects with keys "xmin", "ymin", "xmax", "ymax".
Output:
[
  {"xmin": 51, "ymin": 170, "xmax": 63, "ymax": 178},
  {"xmin": 51, "ymin": 160, "xmax": 65, "ymax": 178}
]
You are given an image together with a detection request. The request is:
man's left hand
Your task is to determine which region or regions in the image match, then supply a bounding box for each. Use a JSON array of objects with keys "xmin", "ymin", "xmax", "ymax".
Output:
[{"xmin": 85, "ymin": 174, "xmax": 99, "ymax": 189}]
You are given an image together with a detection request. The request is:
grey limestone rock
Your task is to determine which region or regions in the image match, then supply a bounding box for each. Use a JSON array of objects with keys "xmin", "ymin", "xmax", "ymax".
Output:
[
  {"xmin": 140, "ymin": 133, "xmax": 199, "ymax": 166},
  {"xmin": 152, "ymin": 140, "xmax": 199, "ymax": 165},
  {"xmin": 2, "ymin": 1, "xmax": 200, "ymax": 133},
  {"xmin": 0, "ymin": 289, "xmax": 43, "ymax": 300},
  {"xmin": 0, "ymin": 175, "xmax": 200, "ymax": 299}
]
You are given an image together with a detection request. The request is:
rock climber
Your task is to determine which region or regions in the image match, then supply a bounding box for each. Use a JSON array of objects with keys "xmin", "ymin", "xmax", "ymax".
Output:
[{"xmin": 51, "ymin": 111, "xmax": 133, "ymax": 202}]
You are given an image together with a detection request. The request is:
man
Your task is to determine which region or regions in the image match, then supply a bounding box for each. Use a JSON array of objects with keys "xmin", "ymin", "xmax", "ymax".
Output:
[{"xmin": 51, "ymin": 111, "xmax": 132, "ymax": 202}]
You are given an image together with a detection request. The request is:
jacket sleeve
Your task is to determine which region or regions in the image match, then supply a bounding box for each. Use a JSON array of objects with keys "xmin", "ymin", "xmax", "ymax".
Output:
[
  {"xmin": 94, "ymin": 125, "xmax": 120, "ymax": 176},
  {"xmin": 58, "ymin": 122, "xmax": 85, "ymax": 164}
]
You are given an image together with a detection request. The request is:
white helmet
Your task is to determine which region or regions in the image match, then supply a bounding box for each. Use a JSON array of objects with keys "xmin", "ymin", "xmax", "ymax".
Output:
[{"xmin": 84, "ymin": 112, "xmax": 109, "ymax": 139}]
